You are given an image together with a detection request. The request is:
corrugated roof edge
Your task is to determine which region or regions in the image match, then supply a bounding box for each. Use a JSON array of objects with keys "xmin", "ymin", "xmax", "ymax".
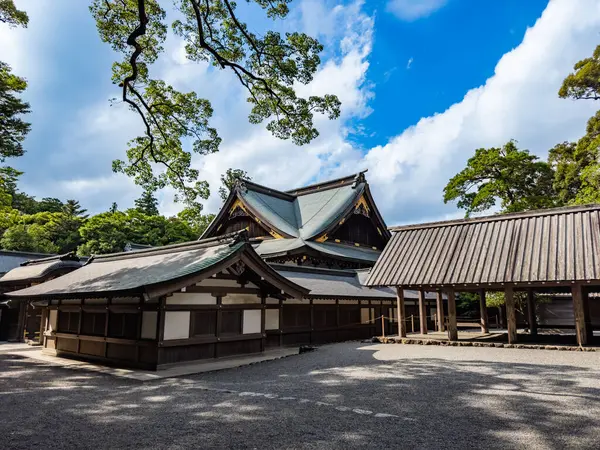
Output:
[
  {"xmin": 0, "ymin": 250, "xmax": 56, "ymax": 258},
  {"xmin": 389, "ymin": 204, "xmax": 600, "ymax": 232},
  {"xmin": 286, "ymin": 170, "xmax": 368, "ymax": 196},
  {"xmin": 86, "ymin": 230, "xmax": 248, "ymax": 264}
]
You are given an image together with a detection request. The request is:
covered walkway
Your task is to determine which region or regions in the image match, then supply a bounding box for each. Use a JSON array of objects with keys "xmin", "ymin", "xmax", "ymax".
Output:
[{"xmin": 367, "ymin": 205, "xmax": 600, "ymax": 347}]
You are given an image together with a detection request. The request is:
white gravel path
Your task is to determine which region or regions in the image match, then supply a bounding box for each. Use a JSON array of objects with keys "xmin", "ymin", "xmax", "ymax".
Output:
[{"xmin": 1, "ymin": 342, "xmax": 600, "ymax": 449}]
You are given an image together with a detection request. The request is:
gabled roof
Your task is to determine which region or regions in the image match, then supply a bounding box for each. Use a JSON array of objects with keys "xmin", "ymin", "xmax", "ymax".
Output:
[
  {"xmin": 252, "ymin": 238, "xmax": 381, "ymax": 264},
  {"xmin": 0, "ymin": 253, "xmax": 82, "ymax": 285},
  {"xmin": 367, "ymin": 204, "xmax": 600, "ymax": 289},
  {"xmin": 7, "ymin": 231, "xmax": 309, "ymax": 300},
  {"xmin": 202, "ymin": 171, "xmax": 391, "ymax": 243},
  {"xmin": 272, "ymin": 264, "xmax": 439, "ymax": 300}
]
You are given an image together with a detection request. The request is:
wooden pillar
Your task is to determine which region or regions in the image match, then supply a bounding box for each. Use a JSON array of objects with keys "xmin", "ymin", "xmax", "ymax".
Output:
[
  {"xmin": 527, "ymin": 289, "xmax": 537, "ymax": 336},
  {"xmin": 260, "ymin": 294, "xmax": 266, "ymax": 352},
  {"xmin": 418, "ymin": 289, "xmax": 427, "ymax": 335},
  {"xmin": 214, "ymin": 295, "xmax": 222, "ymax": 358},
  {"xmin": 505, "ymin": 287, "xmax": 517, "ymax": 344},
  {"xmin": 446, "ymin": 289, "xmax": 458, "ymax": 341},
  {"xmin": 395, "ymin": 287, "xmax": 406, "ymax": 338},
  {"xmin": 479, "ymin": 289, "xmax": 489, "ymax": 333},
  {"xmin": 572, "ymin": 284, "xmax": 592, "ymax": 346},
  {"xmin": 436, "ymin": 291, "xmax": 445, "ymax": 332}
]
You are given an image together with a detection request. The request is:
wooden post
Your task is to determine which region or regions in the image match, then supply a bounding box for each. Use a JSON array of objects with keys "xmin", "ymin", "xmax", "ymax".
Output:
[
  {"xmin": 527, "ymin": 289, "xmax": 537, "ymax": 336},
  {"xmin": 381, "ymin": 314, "xmax": 385, "ymax": 338},
  {"xmin": 505, "ymin": 287, "xmax": 517, "ymax": 344},
  {"xmin": 436, "ymin": 291, "xmax": 445, "ymax": 332},
  {"xmin": 572, "ymin": 284, "xmax": 592, "ymax": 346},
  {"xmin": 418, "ymin": 289, "xmax": 427, "ymax": 335},
  {"xmin": 446, "ymin": 289, "xmax": 458, "ymax": 341},
  {"xmin": 395, "ymin": 287, "xmax": 406, "ymax": 338},
  {"xmin": 479, "ymin": 289, "xmax": 489, "ymax": 333},
  {"xmin": 411, "ymin": 315, "xmax": 415, "ymax": 333}
]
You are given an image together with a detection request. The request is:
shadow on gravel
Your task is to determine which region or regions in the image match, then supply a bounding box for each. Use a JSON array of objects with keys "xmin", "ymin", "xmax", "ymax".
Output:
[{"xmin": 1, "ymin": 345, "xmax": 600, "ymax": 449}]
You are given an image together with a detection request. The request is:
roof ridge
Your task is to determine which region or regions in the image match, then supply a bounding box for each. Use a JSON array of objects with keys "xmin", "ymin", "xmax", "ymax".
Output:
[
  {"xmin": 238, "ymin": 179, "xmax": 296, "ymax": 200},
  {"xmin": 389, "ymin": 204, "xmax": 600, "ymax": 232},
  {"xmin": 286, "ymin": 170, "xmax": 368, "ymax": 196},
  {"xmin": 21, "ymin": 252, "xmax": 79, "ymax": 266},
  {"xmin": 88, "ymin": 231, "xmax": 248, "ymax": 263}
]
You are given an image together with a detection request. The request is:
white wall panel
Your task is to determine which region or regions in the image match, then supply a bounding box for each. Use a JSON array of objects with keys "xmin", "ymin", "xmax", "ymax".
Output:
[
  {"xmin": 265, "ymin": 309, "xmax": 279, "ymax": 330},
  {"xmin": 243, "ymin": 310, "xmax": 261, "ymax": 334},
  {"xmin": 141, "ymin": 311, "xmax": 158, "ymax": 339},
  {"xmin": 167, "ymin": 292, "xmax": 216, "ymax": 305},
  {"xmin": 163, "ymin": 311, "xmax": 190, "ymax": 340}
]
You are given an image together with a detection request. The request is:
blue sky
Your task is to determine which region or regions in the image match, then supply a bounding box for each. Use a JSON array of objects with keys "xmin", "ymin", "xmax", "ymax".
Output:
[{"xmin": 1, "ymin": 0, "xmax": 599, "ymax": 226}]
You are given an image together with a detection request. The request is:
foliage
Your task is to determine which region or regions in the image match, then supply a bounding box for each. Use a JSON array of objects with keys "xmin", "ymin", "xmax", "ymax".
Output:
[
  {"xmin": 559, "ymin": 44, "xmax": 600, "ymax": 101},
  {"xmin": 134, "ymin": 189, "xmax": 159, "ymax": 215},
  {"xmin": 0, "ymin": 62, "xmax": 30, "ymax": 163},
  {"xmin": 443, "ymin": 140, "xmax": 558, "ymax": 217},
  {"xmin": 90, "ymin": 0, "xmax": 340, "ymax": 207},
  {"xmin": 0, "ymin": 0, "xmax": 28, "ymax": 27},
  {"xmin": 63, "ymin": 199, "xmax": 89, "ymax": 218},
  {"xmin": 78, "ymin": 209, "xmax": 199, "ymax": 255},
  {"xmin": 219, "ymin": 168, "xmax": 251, "ymax": 202},
  {"xmin": 177, "ymin": 205, "xmax": 214, "ymax": 237}
]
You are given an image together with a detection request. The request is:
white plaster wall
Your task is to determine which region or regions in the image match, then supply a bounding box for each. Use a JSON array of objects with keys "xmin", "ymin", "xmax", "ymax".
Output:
[
  {"xmin": 313, "ymin": 299, "xmax": 336, "ymax": 304},
  {"xmin": 243, "ymin": 310, "xmax": 261, "ymax": 334},
  {"xmin": 48, "ymin": 310, "xmax": 57, "ymax": 331},
  {"xmin": 222, "ymin": 294, "xmax": 261, "ymax": 305},
  {"xmin": 284, "ymin": 298, "xmax": 308, "ymax": 305},
  {"xmin": 163, "ymin": 311, "xmax": 190, "ymax": 340},
  {"xmin": 265, "ymin": 298, "xmax": 280, "ymax": 305},
  {"xmin": 167, "ymin": 292, "xmax": 216, "ymax": 305},
  {"xmin": 141, "ymin": 311, "xmax": 158, "ymax": 339},
  {"xmin": 265, "ymin": 309, "xmax": 279, "ymax": 330},
  {"xmin": 197, "ymin": 278, "xmax": 240, "ymax": 287}
]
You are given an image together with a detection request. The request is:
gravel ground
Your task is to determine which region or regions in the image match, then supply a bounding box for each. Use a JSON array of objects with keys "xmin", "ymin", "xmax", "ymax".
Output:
[{"xmin": 1, "ymin": 343, "xmax": 600, "ymax": 449}]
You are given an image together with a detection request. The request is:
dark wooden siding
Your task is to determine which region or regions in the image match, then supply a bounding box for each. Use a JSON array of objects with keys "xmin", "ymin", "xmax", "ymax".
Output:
[
  {"xmin": 221, "ymin": 216, "xmax": 270, "ymax": 239},
  {"xmin": 330, "ymin": 214, "xmax": 385, "ymax": 249}
]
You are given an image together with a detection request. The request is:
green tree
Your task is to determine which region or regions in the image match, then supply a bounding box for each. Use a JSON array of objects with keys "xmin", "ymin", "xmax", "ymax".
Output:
[
  {"xmin": 90, "ymin": 0, "xmax": 340, "ymax": 209},
  {"xmin": 0, "ymin": 2, "xmax": 30, "ymax": 161},
  {"xmin": 0, "ymin": 0, "xmax": 28, "ymax": 27},
  {"xmin": 37, "ymin": 197, "xmax": 64, "ymax": 213},
  {"xmin": 62, "ymin": 199, "xmax": 89, "ymax": 218},
  {"xmin": 134, "ymin": 189, "xmax": 159, "ymax": 215},
  {"xmin": 444, "ymin": 140, "xmax": 558, "ymax": 217},
  {"xmin": 177, "ymin": 205, "xmax": 214, "ymax": 237},
  {"xmin": 219, "ymin": 168, "xmax": 251, "ymax": 202},
  {"xmin": 559, "ymin": 44, "xmax": 600, "ymax": 100},
  {"xmin": 78, "ymin": 211, "xmax": 130, "ymax": 255}
]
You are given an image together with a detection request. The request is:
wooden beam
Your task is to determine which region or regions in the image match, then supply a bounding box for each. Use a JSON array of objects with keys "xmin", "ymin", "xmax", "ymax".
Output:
[
  {"xmin": 572, "ymin": 284, "xmax": 592, "ymax": 346},
  {"xmin": 395, "ymin": 287, "xmax": 406, "ymax": 338},
  {"xmin": 446, "ymin": 289, "xmax": 458, "ymax": 341},
  {"xmin": 527, "ymin": 289, "xmax": 537, "ymax": 336},
  {"xmin": 479, "ymin": 289, "xmax": 489, "ymax": 333},
  {"xmin": 418, "ymin": 289, "xmax": 427, "ymax": 335},
  {"xmin": 436, "ymin": 291, "xmax": 445, "ymax": 332},
  {"xmin": 505, "ymin": 287, "xmax": 517, "ymax": 344}
]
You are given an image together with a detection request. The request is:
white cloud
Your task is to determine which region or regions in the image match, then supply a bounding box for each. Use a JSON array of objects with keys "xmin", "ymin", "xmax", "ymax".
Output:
[
  {"xmin": 387, "ymin": 0, "xmax": 448, "ymax": 21},
  {"xmin": 406, "ymin": 57, "xmax": 414, "ymax": 69},
  {"xmin": 362, "ymin": 0, "xmax": 600, "ymax": 225}
]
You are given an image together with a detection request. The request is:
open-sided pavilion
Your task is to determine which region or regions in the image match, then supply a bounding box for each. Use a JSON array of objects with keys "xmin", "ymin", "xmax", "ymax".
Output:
[{"xmin": 366, "ymin": 205, "xmax": 600, "ymax": 346}]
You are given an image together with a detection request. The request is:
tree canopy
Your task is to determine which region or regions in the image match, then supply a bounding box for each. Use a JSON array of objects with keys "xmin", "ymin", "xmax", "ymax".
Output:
[
  {"xmin": 219, "ymin": 168, "xmax": 251, "ymax": 202},
  {"xmin": 134, "ymin": 189, "xmax": 159, "ymax": 215},
  {"xmin": 559, "ymin": 44, "xmax": 600, "ymax": 101},
  {"xmin": 443, "ymin": 141, "xmax": 557, "ymax": 217},
  {"xmin": 90, "ymin": 0, "xmax": 340, "ymax": 209},
  {"xmin": 0, "ymin": 2, "xmax": 30, "ymax": 165}
]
